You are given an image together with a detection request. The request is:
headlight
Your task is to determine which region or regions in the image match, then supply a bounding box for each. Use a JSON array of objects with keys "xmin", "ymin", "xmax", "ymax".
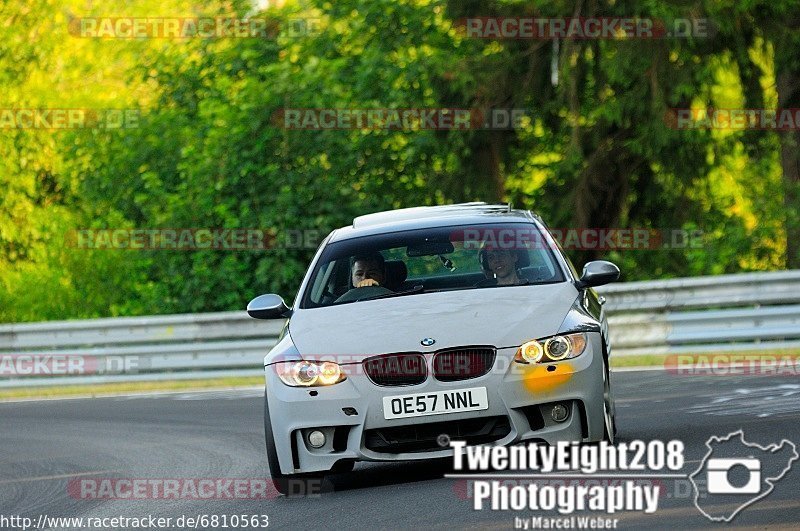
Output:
[
  {"xmin": 514, "ymin": 333, "xmax": 587, "ymax": 364},
  {"xmin": 517, "ymin": 340, "xmax": 544, "ymax": 363},
  {"xmin": 274, "ymin": 361, "xmax": 346, "ymax": 387}
]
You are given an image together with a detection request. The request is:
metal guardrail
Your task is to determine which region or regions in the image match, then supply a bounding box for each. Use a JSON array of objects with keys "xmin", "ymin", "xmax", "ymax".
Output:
[
  {"xmin": 596, "ymin": 270, "xmax": 800, "ymax": 356},
  {"xmin": 1, "ymin": 270, "xmax": 799, "ymax": 387},
  {"xmin": 0, "ymin": 313, "xmax": 283, "ymax": 388}
]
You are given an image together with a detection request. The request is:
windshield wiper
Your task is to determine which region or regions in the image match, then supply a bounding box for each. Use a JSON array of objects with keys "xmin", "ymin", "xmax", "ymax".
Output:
[
  {"xmin": 368, "ymin": 284, "xmax": 426, "ymax": 300},
  {"xmin": 475, "ymin": 278, "xmax": 532, "ymax": 288}
]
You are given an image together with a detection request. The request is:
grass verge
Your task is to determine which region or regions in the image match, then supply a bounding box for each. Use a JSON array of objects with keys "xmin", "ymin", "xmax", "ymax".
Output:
[
  {"xmin": 0, "ymin": 376, "xmax": 263, "ymax": 401},
  {"xmin": 611, "ymin": 355, "xmax": 669, "ymax": 368},
  {"xmin": 611, "ymin": 347, "xmax": 800, "ymax": 369}
]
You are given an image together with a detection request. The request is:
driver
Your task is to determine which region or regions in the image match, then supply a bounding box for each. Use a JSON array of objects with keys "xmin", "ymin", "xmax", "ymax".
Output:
[
  {"xmin": 351, "ymin": 252, "xmax": 387, "ymax": 288},
  {"xmin": 478, "ymin": 244, "xmax": 525, "ymax": 286}
]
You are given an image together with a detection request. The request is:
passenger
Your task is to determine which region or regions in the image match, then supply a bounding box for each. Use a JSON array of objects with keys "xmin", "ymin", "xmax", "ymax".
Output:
[
  {"xmin": 351, "ymin": 253, "xmax": 387, "ymax": 288},
  {"xmin": 478, "ymin": 246, "xmax": 525, "ymax": 286}
]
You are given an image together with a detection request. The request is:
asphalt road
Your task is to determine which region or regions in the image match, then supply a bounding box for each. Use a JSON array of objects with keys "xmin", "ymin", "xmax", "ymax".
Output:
[{"xmin": 1, "ymin": 370, "xmax": 799, "ymax": 530}]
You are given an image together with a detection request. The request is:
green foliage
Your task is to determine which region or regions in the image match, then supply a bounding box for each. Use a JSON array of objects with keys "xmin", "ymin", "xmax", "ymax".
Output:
[{"xmin": 0, "ymin": 0, "xmax": 796, "ymax": 321}]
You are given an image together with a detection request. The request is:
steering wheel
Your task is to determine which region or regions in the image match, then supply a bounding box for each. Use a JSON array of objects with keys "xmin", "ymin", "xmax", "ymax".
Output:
[{"xmin": 334, "ymin": 285, "xmax": 393, "ymax": 303}]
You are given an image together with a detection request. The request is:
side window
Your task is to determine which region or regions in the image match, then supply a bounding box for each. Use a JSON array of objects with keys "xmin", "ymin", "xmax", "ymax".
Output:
[
  {"xmin": 308, "ymin": 258, "xmax": 352, "ymax": 305},
  {"xmin": 308, "ymin": 260, "xmax": 334, "ymax": 303}
]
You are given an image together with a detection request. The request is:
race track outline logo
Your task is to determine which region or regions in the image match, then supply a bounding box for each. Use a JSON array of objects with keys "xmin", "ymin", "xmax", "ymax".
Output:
[{"xmin": 689, "ymin": 430, "xmax": 798, "ymax": 522}]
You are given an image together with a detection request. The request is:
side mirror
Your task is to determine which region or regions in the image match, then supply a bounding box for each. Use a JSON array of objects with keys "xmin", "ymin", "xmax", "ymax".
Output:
[
  {"xmin": 247, "ymin": 294, "xmax": 292, "ymax": 319},
  {"xmin": 574, "ymin": 260, "xmax": 620, "ymax": 289}
]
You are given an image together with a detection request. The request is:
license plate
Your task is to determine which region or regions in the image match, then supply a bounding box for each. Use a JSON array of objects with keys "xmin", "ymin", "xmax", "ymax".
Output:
[{"xmin": 382, "ymin": 387, "xmax": 489, "ymax": 420}]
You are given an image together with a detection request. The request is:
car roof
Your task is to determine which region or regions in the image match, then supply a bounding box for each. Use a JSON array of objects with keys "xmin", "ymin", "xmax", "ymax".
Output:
[{"xmin": 328, "ymin": 203, "xmax": 543, "ymax": 243}]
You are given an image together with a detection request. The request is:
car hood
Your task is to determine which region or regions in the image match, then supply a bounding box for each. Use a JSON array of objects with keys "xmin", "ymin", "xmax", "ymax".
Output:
[{"xmin": 288, "ymin": 283, "xmax": 579, "ymax": 359}]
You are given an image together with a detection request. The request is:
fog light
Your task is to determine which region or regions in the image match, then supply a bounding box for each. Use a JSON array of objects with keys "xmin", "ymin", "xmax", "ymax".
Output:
[
  {"xmin": 308, "ymin": 430, "xmax": 326, "ymax": 448},
  {"xmin": 551, "ymin": 404, "xmax": 569, "ymax": 422}
]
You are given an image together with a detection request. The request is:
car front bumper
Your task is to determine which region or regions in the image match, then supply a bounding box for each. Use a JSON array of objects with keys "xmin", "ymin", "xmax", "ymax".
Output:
[{"xmin": 265, "ymin": 332, "xmax": 606, "ymax": 475}]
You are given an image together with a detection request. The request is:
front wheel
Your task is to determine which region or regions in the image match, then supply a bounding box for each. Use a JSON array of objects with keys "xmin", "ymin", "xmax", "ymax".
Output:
[{"xmin": 601, "ymin": 355, "xmax": 617, "ymax": 443}]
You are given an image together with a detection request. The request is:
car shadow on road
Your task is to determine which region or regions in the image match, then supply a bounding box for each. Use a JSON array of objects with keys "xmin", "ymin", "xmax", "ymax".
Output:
[{"xmin": 324, "ymin": 458, "xmax": 455, "ymax": 493}]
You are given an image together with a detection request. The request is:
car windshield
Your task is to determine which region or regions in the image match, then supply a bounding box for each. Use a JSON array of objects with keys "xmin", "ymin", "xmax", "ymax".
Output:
[{"xmin": 301, "ymin": 223, "xmax": 566, "ymax": 308}]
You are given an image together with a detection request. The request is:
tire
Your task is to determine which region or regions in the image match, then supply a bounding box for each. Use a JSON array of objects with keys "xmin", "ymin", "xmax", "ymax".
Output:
[
  {"xmin": 601, "ymin": 354, "xmax": 617, "ymax": 443},
  {"xmin": 263, "ymin": 394, "xmax": 292, "ymax": 494}
]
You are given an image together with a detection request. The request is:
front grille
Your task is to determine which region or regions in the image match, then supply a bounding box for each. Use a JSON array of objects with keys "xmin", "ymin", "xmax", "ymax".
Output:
[
  {"xmin": 432, "ymin": 347, "xmax": 496, "ymax": 382},
  {"xmin": 363, "ymin": 353, "xmax": 427, "ymax": 386},
  {"xmin": 364, "ymin": 416, "xmax": 511, "ymax": 453}
]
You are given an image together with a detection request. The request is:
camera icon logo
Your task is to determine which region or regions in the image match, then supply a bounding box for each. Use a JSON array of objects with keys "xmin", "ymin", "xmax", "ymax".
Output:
[
  {"xmin": 706, "ymin": 457, "xmax": 761, "ymax": 494},
  {"xmin": 690, "ymin": 430, "xmax": 798, "ymax": 522}
]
